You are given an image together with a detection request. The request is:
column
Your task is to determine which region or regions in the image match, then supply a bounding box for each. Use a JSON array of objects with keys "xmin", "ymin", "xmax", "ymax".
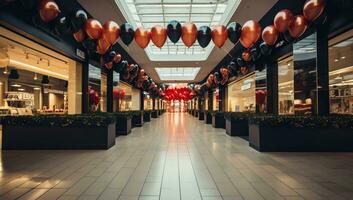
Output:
[
  {"xmin": 68, "ymin": 60, "xmax": 82, "ymax": 114},
  {"xmin": 106, "ymin": 69, "xmax": 113, "ymax": 112},
  {"xmin": 81, "ymin": 57, "xmax": 89, "ymax": 113}
]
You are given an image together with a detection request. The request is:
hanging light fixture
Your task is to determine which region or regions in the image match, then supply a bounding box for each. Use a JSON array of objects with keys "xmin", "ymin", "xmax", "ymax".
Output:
[
  {"xmin": 33, "ymin": 73, "xmax": 38, "ymax": 80},
  {"xmin": 41, "ymin": 75, "xmax": 49, "ymax": 85},
  {"xmin": 8, "ymin": 69, "xmax": 19, "ymax": 79},
  {"xmin": 3, "ymin": 66, "xmax": 9, "ymax": 74}
]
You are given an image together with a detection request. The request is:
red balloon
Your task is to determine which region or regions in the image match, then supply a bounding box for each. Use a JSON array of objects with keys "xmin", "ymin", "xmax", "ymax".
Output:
[
  {"xmin": 240, "ymin": 20, "xmax": 262, "ymax": 49},
  {"xmin": 182, "ymin": 23, "xmax": 197, "ymax": 48},
  {"xmin": 240, "ymin": 66, "xmax": 249, "ymax": 75},
  {"xmin": 96, "ymin": 38, "xmax": 110, "ymax": 54},
  {"xmin": 211, "ymin": 25, "xmax": 228, "ymax": 48},
  {"xmin": 135, "ymin": 27, "xmax": 151, "ymax": 49},
  {"xmin": 303, "ymin": 0, "xmax": 325, "ymax": 21},
  {"xmin": 262, "ymin": 25, "xmax": 279, "ymax": 46},
  {"xmin": 105, "ymin": 62, "xmax": 113, "ymax": 69},
  {"xmin": 85, "ymin": 19, "xmax": 103, "ymax": 40},
  {"xmin": 151, "ymin": 26, "xmax": 167, "ymax": 48},
  {"xmin": 39, "ymin": 0, "xmax": 60, "ymax": 23},
  {"xmin": 274, "ymin": 9, "xmax": 294, "ymax": 33},
  {"xmin": 114, "ymin": 53, "xmax": 122, "ymax": 63},
  {"xmin": 102, "ymin": 21, "xmax": 120, "ymax": 45},
  {"xmin": 73, "ymin": 29, "xmax": 85, "ymax": 43},
  {"xmin": 289, "ymin": 15, "xmax": 308, "ymax": 39},
  {"xmin": 242, "ymin": 51, "xmax": 251, "ymax": 62}
]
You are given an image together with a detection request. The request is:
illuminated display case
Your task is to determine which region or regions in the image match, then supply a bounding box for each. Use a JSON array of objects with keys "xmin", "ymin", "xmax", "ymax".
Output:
[{"xmin": 227, "ymin": 73, "xmax": 256, "ymax": 112}]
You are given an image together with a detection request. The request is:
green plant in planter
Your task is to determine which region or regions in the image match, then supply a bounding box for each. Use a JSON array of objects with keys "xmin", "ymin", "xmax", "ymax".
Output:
[
  {"xmin": 1, "ymin": 114, "xmax": 115, "ymax": 128},
  {"xmin": 249, "ymin": 114, "xmax": 353, "ymax": 129}
]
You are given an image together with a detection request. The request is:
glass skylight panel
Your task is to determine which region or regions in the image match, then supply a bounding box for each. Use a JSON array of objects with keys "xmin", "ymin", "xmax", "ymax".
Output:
[
  {"xmin": 115, "ymin": 0, "xmax": 241, "ymax": 61},
  {"xmin": 156, "ymin": 67, "xmax": 201, "ymax": 81}
]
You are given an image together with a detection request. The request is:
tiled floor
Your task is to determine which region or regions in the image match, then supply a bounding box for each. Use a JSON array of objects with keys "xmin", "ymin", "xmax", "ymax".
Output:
[{"xmin": 1, "ymin": 113, "xmax": 353, "ymax": 200}]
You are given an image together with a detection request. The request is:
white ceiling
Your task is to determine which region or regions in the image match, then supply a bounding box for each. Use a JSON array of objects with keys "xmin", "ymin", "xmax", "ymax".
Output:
[{"xmin": 78, "ymin": 0, "xmax": 278, "ymax": 83}]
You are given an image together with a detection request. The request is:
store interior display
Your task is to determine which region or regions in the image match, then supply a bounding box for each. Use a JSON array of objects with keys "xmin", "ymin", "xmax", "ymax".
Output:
[
  {"xmin": 227, "ymin": 73, "xmax": 256, "ymax": 112},
  {"xmin": 278, "ymin": 56, "xmax": 294, "ymax": 115},
  {"xmin": 329, "ymin": 30, "xmax": 353, "ymax": 115}
]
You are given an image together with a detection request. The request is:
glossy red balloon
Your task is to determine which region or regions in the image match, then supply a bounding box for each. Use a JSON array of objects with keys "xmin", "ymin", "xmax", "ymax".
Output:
[
  {"xmin": 39, "ymin": 0, "xmax": 60, "ymax": 23},
  {"xmin": 262, "ymin": 25, "xmax": 279, "ymax": 46},
  {"xmin": 73, "ymin": 29, "xmax": 85, "ymax": 43},
  {"xmin": 182, "ymin": 23, "xmax": 197, "ymax": 48},
  {"xmin": 289, "ymin": 15, "xmax": 308, "ymax": 39},
  {"xmin": 102, "ymin": 21, "xmax": 120, "ymax": 45},
  {"xmin": 240, "ymin": 20, "xmax": 262, "ymax": 49},
  {"xmin": 96, "ymin": 38, "xmax": 110, "ymax": 54},
  {"xmin": 211, "ymin": 25, "xmax": 228, "ymax": 48},
  {"xmin": 85, "ymin": 19, "xmax": 103, "ymax": 40},
  {"xmin": 135, "ymin": 28, "xmax": 151, "ymax": 49},
  {"xmin": 303, "ymin": 0, "xmax": 325, "ymax": 21},
  {"xmin": 114, "ymin": 53, "xmax": 122, "ymax": 63},
  {"xmin": 151, "ymin": 26, "xmax": 167, "ymax": 48},
  {"xmin": 274, "ymin": 9, "xmax": 294, "ymax": 33},
  {"xmin": 242, "ymin": 51, "xmax": 251, "ymax": 62}
]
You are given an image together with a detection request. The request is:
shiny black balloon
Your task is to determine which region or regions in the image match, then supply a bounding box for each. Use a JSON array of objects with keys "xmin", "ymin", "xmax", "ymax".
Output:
[
  {"xmin": 82, "ymin": 38, "xmax": 97, "ymax": 53},
  {"xmin": 214, "ymin": 72, "xmax": 222, "ymax": 82},
  {"xmin": 54, "ymin": 17, "xmax": 71, "ymax": 36},
  {"xmin": 70, "ymin": 10, "xmax": 88, "ymax": 33},
  {"xmin": 283, "ymin": 31, "xmax": 294, "ymax": 43},
  {"xmin": 237, "ymin": 57, "xmax": 245, "ymax": 67},
  {"xmin": 120, "ymin": 23, "xmax": 135, "ymax": 46},
  {"xmin": 119, "ymin": 60, "xmax": 129, "ymax": 75},
  {"xmin": 167, "ymin": 20, "xmax": 182, "ymax": 44},
  {"xmin": 227, "ymin": 22, "xmax": 242, "ymax": 44},
  {"xmin": 250, "ymin": 46, "xmax": 261, "ymax": 61},
  {"xmin": 228, "ymin": 61, "xmax": 238, "ymax": 76},
  {"xmin": 259, "ymin": 42, "xmax": 272, "ymax": 56},
  {"xmin": 104, "ymin": 51, "xmax": 116, "ymax": 63},
  {"xmin": 197, "ymin": 26, "xmax": 212, "ymax": 48}
]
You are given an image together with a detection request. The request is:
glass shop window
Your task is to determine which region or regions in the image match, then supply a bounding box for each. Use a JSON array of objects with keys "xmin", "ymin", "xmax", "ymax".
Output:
[
  {"xmin": 227, "ymin": 73, "xmax": 256, "ymax": 112},
  {"xmin": 329, "ymin": 29, "xmax": 353, "ymax": 115},
  {"xmin": 278, "ymin": 56, "xmax": 294, "ymax": 115}
]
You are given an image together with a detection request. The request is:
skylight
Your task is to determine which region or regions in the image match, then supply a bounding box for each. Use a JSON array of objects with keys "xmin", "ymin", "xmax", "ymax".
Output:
[
  {"xmin": 115, "ymin": 0, "xmax": 241, "ymax": 61},
  {"xmin": 155, "ymin": 67, "xmax": 200, "ymax": 80}
]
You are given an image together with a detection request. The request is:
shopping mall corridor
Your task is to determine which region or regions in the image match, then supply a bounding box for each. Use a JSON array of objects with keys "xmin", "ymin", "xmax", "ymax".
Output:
[{"xmin": 1, "ymin": 113, "xmax": 353, "ymax": 200}]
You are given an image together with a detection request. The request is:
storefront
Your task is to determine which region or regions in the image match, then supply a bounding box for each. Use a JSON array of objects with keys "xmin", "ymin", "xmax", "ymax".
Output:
[
  {"xmin": 328, "ymin": 29, "xmax": 353, "ymax": 115},
  {"xmin": 113, "ymin": 81, "xmax": 141, "ymax": 111},
  {"xmin": 227, "ymin": 73, "xmax": 256, "ymax": 112},
  {"xmin": 278, "ymin": 56, "xmax": 294, "ymax": 115},
  {"xmin": 0, "ymin": 27, "xmax": 82, "ymax": 116}
]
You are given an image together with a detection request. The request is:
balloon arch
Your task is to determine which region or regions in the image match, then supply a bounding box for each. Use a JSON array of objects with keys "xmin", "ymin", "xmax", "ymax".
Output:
[{"xmin": 4, "ymin": 0, "xmax": 325, "ymax": 102}]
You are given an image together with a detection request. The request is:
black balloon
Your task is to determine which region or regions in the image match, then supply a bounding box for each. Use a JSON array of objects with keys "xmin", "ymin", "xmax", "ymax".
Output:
[
  {"xmin": 167, "ymin": 20, "xmax": 182, "ymax": 44},
  {"xmin": 228, "ymin": 61, "xmax": 238, "ymax": 76},
  {"xmin": 227, "ymin": 22, "xmax": 242, "ymax": 44},
  {"xmin": 120, "ymin": 23, "xmax": 135, "ymax": 46},
  {"xmin": 250, "ymin": 46, "xmax": 261, "ymax": 61},
  {"xmin": 70, "ymin": 10, "xmax": 88, "ymax": 33},
  {"xmin": 104, "ymin": 51, "xmax": 116, "ymax": 63},
  {"xmin": 237, "ymin": 57, "xmax": 245, "ymax": 67},
  {"xmin": 82, "ymin": 38, "xmax": 97, "ymax": 53},
  {"xmin": 197, "ymin": 26, "xmax": 212, "ymax": 48},
  {"xmin": 259, "ymin": 42, "xmax": 272, "ymax": 56},
  {"xmin": 119, "ymin": 60, "xmax": 128, "ymax": 74},
  {"xmin": 54, "ymin": 17, "xmax": 71, "ymax": 36},
  {"xmin": 283, "ymin": 31, "xmax": 294, "ymax": 43},
  {"xmin": 214, "ymin": 72, "xmax": 222, "ymax": 82}
]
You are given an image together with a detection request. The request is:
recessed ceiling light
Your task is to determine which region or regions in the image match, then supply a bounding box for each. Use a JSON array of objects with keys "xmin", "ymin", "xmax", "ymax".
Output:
[
  {"xmin": 18, "ymin": 88, "xmax": 25, "ymax": 91},
  {"xmin": 341, "ymin": 56, "xmax": 346, "ymax": 59},
  {"xmin": 334, "ymin": 59, "xmax": 339, "ymax": 62},
  {"xmin": 11, "ymin": 84, "xmax": 22, "ymax": 87},
  {"xmin": 33, "ymin": 87, "xmax": 41, "ymax": 90}
]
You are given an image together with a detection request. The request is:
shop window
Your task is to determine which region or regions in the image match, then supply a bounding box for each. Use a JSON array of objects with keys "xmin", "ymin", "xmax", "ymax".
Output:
[
  {"xmin": 113, "ymin": 81, "xmax": 132, "ymax": 111},
  {"xmin": 293, "ymin": 33, "xmax": 317, "ymax": 115},
  {"xmin": 278, "ymin": 56, "xmax": 294, "ymax": 115},
  {"xmin": 213, "ymin": 89, "xmax": 219, "ymax": 111},
  {"xmin": 88, "ymin": 64, "xmax": 101, "ymax": 112},
  {"xmin": 227, "ymin": 73, "xmax": 256, "ymax": 112},
  {"xmin": 255, "ymin": 69, "xmax": 267, "ymax": 113},
  {"xmin": 329, "ymin": 29, "xmax": 353, "ymax": 115}
]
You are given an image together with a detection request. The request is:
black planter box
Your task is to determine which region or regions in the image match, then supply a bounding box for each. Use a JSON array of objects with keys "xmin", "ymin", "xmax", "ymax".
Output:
[
  {"xmin": 144, "ymin": 111, "xmax": 151, "ymax": 122},
  {"xmin": 249, "ymin": 124, "xmax": 353, "ymax": 152},
  {"xmin": 194, "ymin": 110, "xmax": 199, "ymax": 118},
  {"xmin": 204, "ymin": 112, "xmax": 212, "ymax": 124},
  {"xmin": 212, "ymin": 113, "xmax": 225, "ymax": 128},
  {"xmin": 225, "ymin": 118, "xmax": 249, "ymax": 136},
  {"xmin": 2, "ymin": 124, "xmax": 116, "ymax": 150},
  {"xmin": 132, "ymin": 113, "xmax": 144, "ymax": 127},
  {"xmin": 115, "ymin": 117, "xmax": 132, "ymax": 136},
  {"xmin": 198, "ymin": 111, "xmax": 205, "ymax": 120},
  {"xmin": 151, "ymin": 110, "xmax": 158, "ymax": 118}
]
